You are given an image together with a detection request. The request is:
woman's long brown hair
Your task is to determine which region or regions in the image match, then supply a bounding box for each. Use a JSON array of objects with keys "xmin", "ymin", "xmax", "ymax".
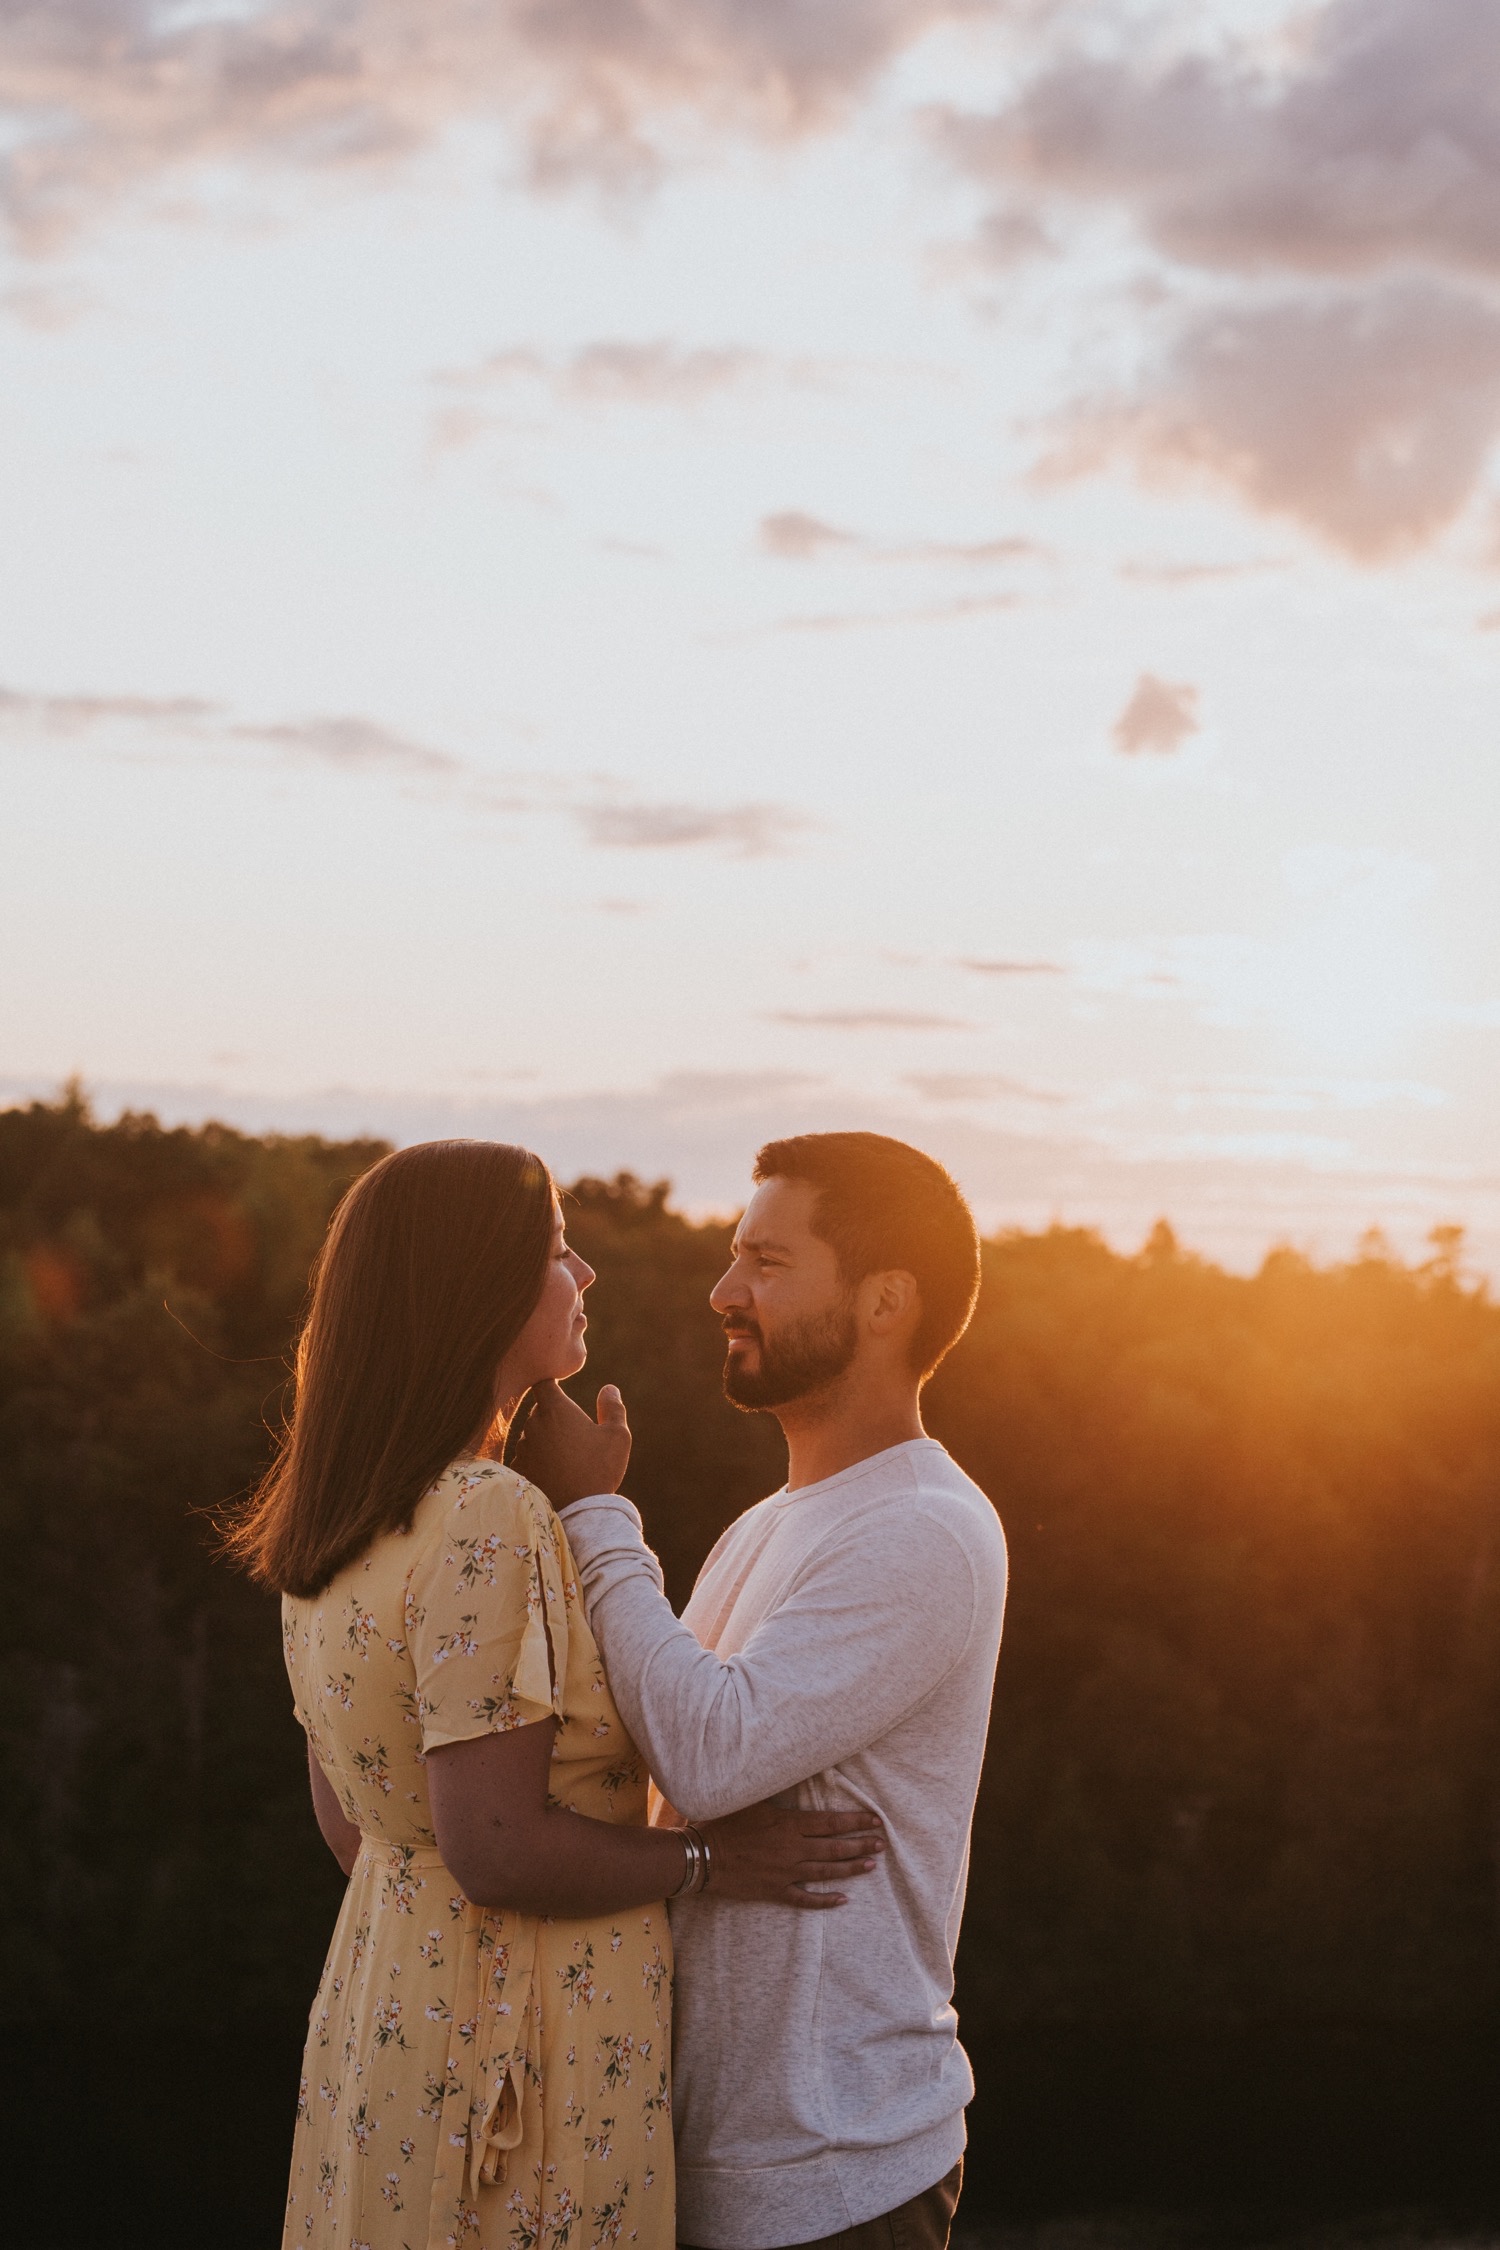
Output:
[{"xmin": 227, "ymin": 1139, "xmax": 555, "ymax": 1597}]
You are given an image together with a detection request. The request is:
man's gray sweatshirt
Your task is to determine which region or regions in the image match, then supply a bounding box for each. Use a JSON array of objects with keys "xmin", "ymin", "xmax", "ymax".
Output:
[{"xmin": 560, "ymin": 1438, "xmax": 1007, "ymax": 2250}]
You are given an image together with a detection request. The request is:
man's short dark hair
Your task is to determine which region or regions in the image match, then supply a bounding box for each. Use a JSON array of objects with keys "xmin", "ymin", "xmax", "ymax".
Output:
[{"xmin": 752, "ymin": 1131, "xmax": 980, "ymax": 1379}]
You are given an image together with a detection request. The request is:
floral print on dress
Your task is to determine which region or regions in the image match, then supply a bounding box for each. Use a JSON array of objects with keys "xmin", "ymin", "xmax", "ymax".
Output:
[{"xmin": 281, "ymin": 1460, "xmax": 673, "ymax": 2250}]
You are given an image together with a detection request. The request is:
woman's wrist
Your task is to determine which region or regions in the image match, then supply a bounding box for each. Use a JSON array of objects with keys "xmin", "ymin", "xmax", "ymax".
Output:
[{"xmin": 669, "ymin": 1823, "xmax": 712, "ymax": 1898}]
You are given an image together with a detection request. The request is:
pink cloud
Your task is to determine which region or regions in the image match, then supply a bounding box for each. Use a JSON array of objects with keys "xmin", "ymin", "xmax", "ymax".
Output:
[
  {"xmin": 575, "ymin": 801, "xmax": 814, "ymax": 857},
  {"xmin": 1112, "ymin": 673, "xmax": 1200, "ymax": 756},
  {"xmin": 0, "ymin": 677, "xmax": 815, "ymax": 853},
  {"xmin": 1039, "ymin": 281, "xmax": 1500, "ymax": 562},
  {"xmin": 440, "ymin": 340, "xmax": 772, "ymax": 410},
  {"xmin": 933, "ymin": 0, "xmax": 1500, "ymax": 559},
  {"xmin": 0, "ymin": 0, "xmax": 981, "ymax": 249},
  {"xmin": 759, "ymin": 509, "xmax": 1046, "ymax": 565},
  {"xmin": 936, "ymin": 0, "xmax": 1500, "ymax": 283},
  {"xmin": 759, "ymin": 510, "xmax": 861, "ymax": 558}
]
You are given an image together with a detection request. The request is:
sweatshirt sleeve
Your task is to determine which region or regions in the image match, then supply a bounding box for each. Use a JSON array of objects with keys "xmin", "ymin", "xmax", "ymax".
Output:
[{"xmin": 558, "ymin": 1491, "xmax": 980, "ymax": 1821}]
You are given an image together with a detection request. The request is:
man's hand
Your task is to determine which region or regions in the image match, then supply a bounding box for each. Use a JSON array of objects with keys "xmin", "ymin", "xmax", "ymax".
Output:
[{"xmin": 509, "ymin": 1379, "xmax": 632, "ymax": 1508}]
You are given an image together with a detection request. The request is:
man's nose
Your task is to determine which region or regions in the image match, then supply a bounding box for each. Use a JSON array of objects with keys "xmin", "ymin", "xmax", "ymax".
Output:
[{"xmin": 708, "ymin": 1264, "xmax": 745, "ymax": 1314}]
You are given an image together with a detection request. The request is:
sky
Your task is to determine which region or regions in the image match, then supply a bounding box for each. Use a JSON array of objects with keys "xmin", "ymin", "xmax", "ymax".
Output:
[{"xmin": 3, "ymin": 0, "xmax": 1500, "ymax": 1271}]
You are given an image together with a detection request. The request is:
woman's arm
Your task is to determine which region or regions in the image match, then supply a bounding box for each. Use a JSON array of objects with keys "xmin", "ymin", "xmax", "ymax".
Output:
[
  {"xmin": 308, "ymin": 1741, "xmax": 362, "ymax": 1877},
  {"xmin": 426, "ymin": 1718, "xmax": 883, "ymax": 1917}
]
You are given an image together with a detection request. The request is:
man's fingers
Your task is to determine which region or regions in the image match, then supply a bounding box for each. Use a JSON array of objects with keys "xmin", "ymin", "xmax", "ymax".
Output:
[
  {"xmin": 531, "ymin": 1381, "xmax": 584, "ymax": 1425},
  {"xmin": 596, "ymin": 1385, "xmax": 629, "ymax": 1429}
]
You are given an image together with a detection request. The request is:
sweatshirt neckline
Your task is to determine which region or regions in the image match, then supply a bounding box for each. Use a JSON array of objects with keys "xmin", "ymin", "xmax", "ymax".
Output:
[{"xmin": 769, "ymin": 1437, "xmax": 946, "ymax": 1508}]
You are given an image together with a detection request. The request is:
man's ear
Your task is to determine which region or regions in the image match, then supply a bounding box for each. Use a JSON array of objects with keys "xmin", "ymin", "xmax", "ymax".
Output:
[{"xmin": 864, "ymin": 1268, "xmax": 920, "ymax": 1339}]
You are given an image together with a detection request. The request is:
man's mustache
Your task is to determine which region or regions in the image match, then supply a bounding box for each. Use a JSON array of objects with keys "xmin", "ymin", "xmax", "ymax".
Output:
[{"xmin": 722, "ymin": 1317, "xmax": 762, "ymax": 1344}]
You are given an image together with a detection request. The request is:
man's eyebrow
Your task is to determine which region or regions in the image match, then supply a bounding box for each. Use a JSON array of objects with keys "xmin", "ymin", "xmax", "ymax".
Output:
[{"xmin": 734, "ymin": 1228, "xmax": 793, "ymax": 1257}]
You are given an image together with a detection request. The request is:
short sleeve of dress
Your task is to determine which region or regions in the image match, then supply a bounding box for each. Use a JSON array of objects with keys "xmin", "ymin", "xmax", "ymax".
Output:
[
  {"xmin": 403, "ymin": 1465, "xmax": 570, "ymax": 1755},
  {"xmin": 280, "ymin": 1600, "xmax": 307, "ymax": 1732}
]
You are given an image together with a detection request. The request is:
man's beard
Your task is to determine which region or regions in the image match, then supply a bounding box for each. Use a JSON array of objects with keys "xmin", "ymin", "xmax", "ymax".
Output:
[{"xmin": 722, "ymin": 1299, "xmax": 859, "ymax": 1411}]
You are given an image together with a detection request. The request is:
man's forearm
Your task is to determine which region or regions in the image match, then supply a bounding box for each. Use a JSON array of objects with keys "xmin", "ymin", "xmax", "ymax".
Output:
[
  {"xmin": 561, "ymin": 1495, "xmax": 780, "ymax": 1817},
  {"xmin": 561, "ymin": 1495, "xmax": 973, "ymax": 1819}
]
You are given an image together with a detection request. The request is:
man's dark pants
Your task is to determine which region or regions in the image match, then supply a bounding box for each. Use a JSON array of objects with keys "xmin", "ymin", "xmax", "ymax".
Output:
[{"xmin": 682, "ymin": 2159, "xmax": 963, "ymax": 2250}]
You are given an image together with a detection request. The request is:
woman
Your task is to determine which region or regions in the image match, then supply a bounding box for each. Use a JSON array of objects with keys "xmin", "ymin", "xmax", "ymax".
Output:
[{"xmin": 230, "ymin": 1140, "xmax": 881, "ymax": 2250}]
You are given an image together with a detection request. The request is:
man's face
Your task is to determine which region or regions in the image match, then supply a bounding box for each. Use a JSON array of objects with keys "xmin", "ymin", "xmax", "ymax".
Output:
[{"xmin": 709, "ymin": 1177, "xmax": 860, "ymax": 1411}]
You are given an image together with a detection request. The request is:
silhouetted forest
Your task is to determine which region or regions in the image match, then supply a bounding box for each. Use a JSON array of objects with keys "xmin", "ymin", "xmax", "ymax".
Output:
[{"xmin": 3, "ymin": 1090, "xmax": 1499, "ymax": 2245}]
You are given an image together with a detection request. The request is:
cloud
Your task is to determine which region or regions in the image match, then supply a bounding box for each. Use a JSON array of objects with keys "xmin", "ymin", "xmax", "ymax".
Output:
[
  {"xmin": 894, "ymin": 535, "xmax": 1043, "ymax": 566},
  {"xmin": 1112, "ymin": 672, "xmax": 1200, "ymax": 756},
  {"xmin": 431, "ymin": 344, "xmax": 867, "ymax": 451},
  {"xmin": 936, "ymin": 0, "xmax": 1500, "ymax": 285},
  {"xmin": 574, "ymin": 800, "xmax": 813, "ymax": 858},
  {"xmin": 1041, "ymin": 281, "xmax": 1500, "ymax": 561},
  {"xmin": 0, "ymin": 685, "xmax": 477, "ymax": 783},
  {"xmin": 759, "ymin": 509, "xmax": 1045, "ymax": 565},
  {"xmin": 772, "ymin": 592, "xmax": 1025, "ymax": 633},
  {"xmin": 0, "ymin": 677, "xmax": 814, "ymax": 855},
  {"xmin": 439, "ymin": 340, "xmax": 772, "ymax": 418},
  {"xmin": 0, "ymin": 684, "xmax": 219, "ymax": 732},
  {"xmin": 932, "ymin": 0, "xmax": 1500, "ymax": 559},
  {"xmin": 1118, "ymin": 557, "xmax": 1286, "ymax": 586},
  {"xmin": 759, "ymin": 510, "xmax": 860, "ymax": 559},
  {"xmin": 230, "ymin": 714, "xmax": 466, "ymax": 778},
  {"xmin": 2, "ymin": 280, "xmax": 95, "ymax": 330},
  {"xmin": 955, "ymin": 955, "xmax": 1065, "ymax": 975},
  {"xmin": 0, "ymin": 0, "xmax": 980, "ymax": 250},
  {"xmin": 964, "ymin": 202, "xmax": 1056, "ymax": 269},
  {"xmin": 903, "ymin": 1071, "xmax": 1065, "ymax": 1103},
  {"xmin": 766, "ymin": 1009, "xmax": 976, "ymax": 1030}
]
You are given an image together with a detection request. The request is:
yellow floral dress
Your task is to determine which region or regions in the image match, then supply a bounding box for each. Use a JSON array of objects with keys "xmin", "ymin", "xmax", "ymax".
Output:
[{"xmin": 281, "ymin": 1458, "xmax": 674, "ymax": 2250}]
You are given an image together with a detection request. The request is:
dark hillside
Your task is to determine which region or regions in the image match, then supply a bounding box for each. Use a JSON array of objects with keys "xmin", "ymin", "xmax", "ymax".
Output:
[{"xmin": 1, "ymin": 1094, "xmax": 1498, "ymax": 2241}]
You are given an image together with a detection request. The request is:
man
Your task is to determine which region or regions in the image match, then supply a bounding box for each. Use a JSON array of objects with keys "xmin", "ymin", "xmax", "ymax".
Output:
[{"xmin": 518, "ymin": 1132, "xmax": 1007, "ymax": 2250}]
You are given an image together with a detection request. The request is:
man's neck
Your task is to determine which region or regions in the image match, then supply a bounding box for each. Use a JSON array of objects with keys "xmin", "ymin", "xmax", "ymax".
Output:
[{"xmin": 777, "ymin": 1381, "xmax": 927, "ymax": 1493}]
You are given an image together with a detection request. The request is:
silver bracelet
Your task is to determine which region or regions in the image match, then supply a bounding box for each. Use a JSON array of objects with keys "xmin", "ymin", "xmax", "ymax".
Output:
[{"xmin": 670, "ymin": 1825, "xmax": 710, "ymax": 1898}]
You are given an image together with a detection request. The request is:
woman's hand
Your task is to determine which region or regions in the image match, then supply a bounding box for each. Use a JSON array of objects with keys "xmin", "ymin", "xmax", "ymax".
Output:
[
  {"xmin": 510, "ymin": 1379, "xmax": 632, "ymax": 1507},
  {"xmin": 696, "ymin": 1801, "xmax": 886, "ymax": 1909}
]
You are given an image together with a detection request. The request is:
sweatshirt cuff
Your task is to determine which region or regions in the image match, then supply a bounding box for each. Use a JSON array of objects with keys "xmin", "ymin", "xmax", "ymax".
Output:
[
  {"xmin": 557, "ymin": 1491, "xmax": 642, "ymax": 1522},
  {"xmin": 555, "ymin": 1493, "xmax": 663, "ymax": 1597}
]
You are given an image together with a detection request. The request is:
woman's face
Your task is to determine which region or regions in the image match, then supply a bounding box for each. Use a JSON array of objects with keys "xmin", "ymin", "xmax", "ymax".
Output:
[{"xmin": 495, "ymin": 1201, "xmax": 595, "ymax": 1413}]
